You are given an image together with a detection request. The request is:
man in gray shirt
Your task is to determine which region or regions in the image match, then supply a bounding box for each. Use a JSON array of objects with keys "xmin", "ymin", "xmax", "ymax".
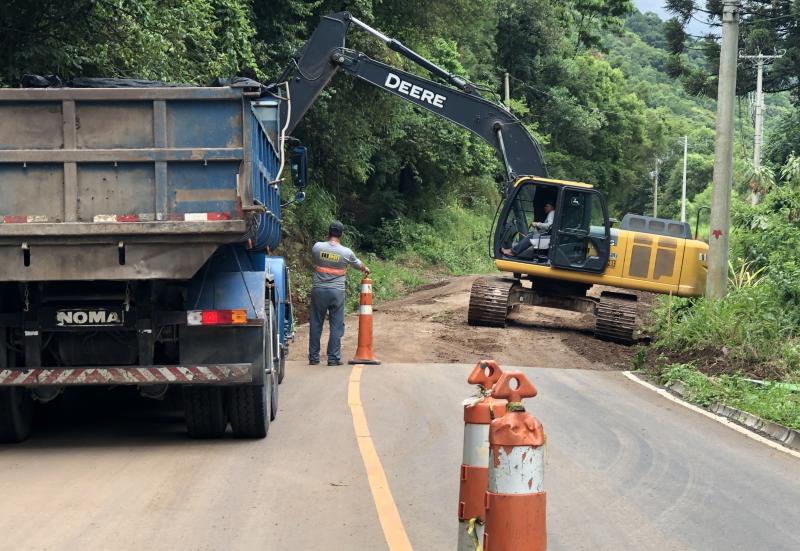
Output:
[
  {"xmin": 309, "ymin": 220, "xmax": 369, "ymax": 366},
  {"xmin": 501, "ymin": 202, "xmax": 555, "ymax": 257}
]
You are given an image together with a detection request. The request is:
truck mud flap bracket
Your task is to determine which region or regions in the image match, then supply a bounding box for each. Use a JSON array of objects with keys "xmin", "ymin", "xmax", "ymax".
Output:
[{"xmin": 0, "ymin": 364, "xmax": 253, "ymax": 386}]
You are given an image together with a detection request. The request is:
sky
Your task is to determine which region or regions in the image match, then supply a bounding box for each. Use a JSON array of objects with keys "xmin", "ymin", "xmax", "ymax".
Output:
[
  {"xmin": 634, "ymin": 0, "xmax": 672, "ymax": 20},
  {"xmin": 633, "ymin": 0, "xmax": 712, "ymax": 36}
]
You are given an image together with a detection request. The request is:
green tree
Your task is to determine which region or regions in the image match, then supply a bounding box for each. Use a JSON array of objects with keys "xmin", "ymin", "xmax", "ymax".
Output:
[
  {"xmin": 0, "ymin": 0, "xmax": 258, "ymax": 85},
  {"xmin": 664, "ymin": 1, "xmax": 800, "ymax": 100}
]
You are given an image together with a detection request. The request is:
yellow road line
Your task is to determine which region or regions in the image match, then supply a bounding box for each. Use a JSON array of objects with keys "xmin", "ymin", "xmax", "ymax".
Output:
[{"xmin": 348, "ymin": 364, "xmax": 413, "ymax": 550}]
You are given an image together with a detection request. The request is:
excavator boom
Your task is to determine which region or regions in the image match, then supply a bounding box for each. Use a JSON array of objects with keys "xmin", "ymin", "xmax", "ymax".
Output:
[{"xmin": 270, "ymin": 11, "xmax": 547, "ymax": 180}]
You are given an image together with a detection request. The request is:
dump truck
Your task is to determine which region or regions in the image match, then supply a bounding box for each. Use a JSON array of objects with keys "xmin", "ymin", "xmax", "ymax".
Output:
[{"xmin": 0, "ymin": 81, "xmax": 304, "ymax": 442}]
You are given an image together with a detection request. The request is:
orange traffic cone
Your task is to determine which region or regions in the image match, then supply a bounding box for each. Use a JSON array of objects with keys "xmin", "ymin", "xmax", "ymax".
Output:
[
  {"xmin": 458, "ymin": 360, "xmax": 508, "ymax": 551},
  {"xmin": 349, "ymin": 276, "xmax": 381, "ymax": 365}
]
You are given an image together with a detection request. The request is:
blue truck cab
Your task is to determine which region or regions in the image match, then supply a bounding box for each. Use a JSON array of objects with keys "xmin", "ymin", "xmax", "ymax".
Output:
[{"xmin": 0, "ymin": 83, "xmax": 302, "ymax": 441}]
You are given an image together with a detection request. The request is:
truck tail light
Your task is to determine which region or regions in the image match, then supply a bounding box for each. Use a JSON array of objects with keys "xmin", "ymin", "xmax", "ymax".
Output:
[{"xmin": 186, "ymin": 309, "xmax": 248, "ymax": 326}]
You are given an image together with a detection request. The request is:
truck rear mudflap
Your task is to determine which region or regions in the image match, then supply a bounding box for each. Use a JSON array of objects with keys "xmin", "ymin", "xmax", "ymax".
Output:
[{"xmin": 0, "ymin": 364, "xmax": 254, "ymax": 386}]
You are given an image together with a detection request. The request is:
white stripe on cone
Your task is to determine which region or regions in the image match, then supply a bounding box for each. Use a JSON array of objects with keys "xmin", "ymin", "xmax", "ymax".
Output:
[
  {"xmin": 361, "ymin": 283, "xmax": 373, "ymax": 294},
  {"xmin": 489, "ymin": 445, "xmax": 544, "ymax": 494},
  {"xmin": 462, "ymin": 423, "xmax": 491, "ymax": 466},
  {"xmin": 359, "ymin": 305, "xmax": 373, "ymax": 315}
]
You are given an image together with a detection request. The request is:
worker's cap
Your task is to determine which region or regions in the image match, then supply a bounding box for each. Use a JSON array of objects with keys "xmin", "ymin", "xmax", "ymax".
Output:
[{"xmin": 329, "ymin": 220, "xmax": 344, "ymax": 236}]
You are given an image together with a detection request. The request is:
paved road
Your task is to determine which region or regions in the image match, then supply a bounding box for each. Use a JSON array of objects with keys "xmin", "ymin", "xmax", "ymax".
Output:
[{"xmin": 0, "ymin": 362, "xmax": 798, "ymax": 550}]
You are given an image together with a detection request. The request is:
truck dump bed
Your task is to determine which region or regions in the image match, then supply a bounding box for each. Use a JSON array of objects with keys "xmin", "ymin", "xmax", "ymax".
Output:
[{"xmin": 0, "ymin": 86, "xmax": 282, "ymax": 281}]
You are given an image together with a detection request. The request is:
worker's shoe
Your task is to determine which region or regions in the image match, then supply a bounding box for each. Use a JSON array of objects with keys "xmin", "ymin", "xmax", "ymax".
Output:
[
  {"xmin": 327, "ymin": 359, "xmax": 343, "ymax": 366},
  {"xmin": 309, "ymin": 359, "xmax": 320, "ymax": 365}
]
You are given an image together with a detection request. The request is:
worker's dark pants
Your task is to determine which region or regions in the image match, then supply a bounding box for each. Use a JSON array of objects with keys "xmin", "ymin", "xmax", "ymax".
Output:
[
  {"xmin": 512, "ymin": 232, "xmax": 544, "ymax": 255},
  {"xmin": 308, "ymin": 287, "xmax": 346, "ymax": 364}
]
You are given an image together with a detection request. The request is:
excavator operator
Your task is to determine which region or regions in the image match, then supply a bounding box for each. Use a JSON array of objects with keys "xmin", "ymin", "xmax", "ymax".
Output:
[{"xmin": 502, "ymin": 202, "xmax": 554, "ymax": 257}]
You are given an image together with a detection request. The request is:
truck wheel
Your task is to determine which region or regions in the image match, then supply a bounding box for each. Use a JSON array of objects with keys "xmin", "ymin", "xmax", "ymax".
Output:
[
  {"xmin": 229, "ymin": 320, "xmax": 274, "ymax": 437},
  {"xmin": 270, "ymin": 369, "xmax": 279, "ymax": 421},
  {"xmin": 0, "ymin": 388, "xmax": 33, "ymax": 443},
  {"xmin": 184, "ymin": 387, "xmax": 228, "ymax": 438},
  {"xmin": 229, "ymin": 374, "xmax": 272, "ymax": 438},
  {"xmin": 268, "ymin": 301, "xmax": 285, "ymax": 385},
  {"xmin": 268, "ymin": 303, "xmax": 281, "ymax": 417},
  {"xmin": 277, "ymin": 355, "xmax": 286, "ymax": 385}
]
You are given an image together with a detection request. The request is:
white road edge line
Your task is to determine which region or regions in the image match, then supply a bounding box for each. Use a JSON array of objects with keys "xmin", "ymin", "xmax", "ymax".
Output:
[{"xmin": 622, "ymin": 371, "xmax": 800, "ymax": 460}]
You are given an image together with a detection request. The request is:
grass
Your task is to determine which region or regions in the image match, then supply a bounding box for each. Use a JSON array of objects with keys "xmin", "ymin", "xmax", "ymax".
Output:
[
  {"xmin": 656, "ymin": 362, "xmax": 800, "ymax": 431},
  {"xmin": 647, "ymin": 257, "xmax": 800, "ymax": 432},
  {"xmin": 651, "ymin": 277, "xmax": 800, "ymax": 377}
]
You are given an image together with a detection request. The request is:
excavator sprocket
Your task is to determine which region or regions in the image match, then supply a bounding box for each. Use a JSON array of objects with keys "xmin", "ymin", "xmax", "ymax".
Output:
[
  {"xmin": 594, "ymin": 292, "xmax": 638, "ymax": 344},
  {"xmin": 468, "ymin": 278, "xmax": 516, "ymax": 327}
]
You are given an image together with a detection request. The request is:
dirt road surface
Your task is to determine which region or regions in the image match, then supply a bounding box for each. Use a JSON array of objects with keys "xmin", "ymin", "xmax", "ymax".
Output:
[
  {"xmin": 0, "ymin": 276, "xmax": 798, "ymax": 550},
  {"xmin": 292, "ymin": 275, "xmax": 638, "ymax": 368}
]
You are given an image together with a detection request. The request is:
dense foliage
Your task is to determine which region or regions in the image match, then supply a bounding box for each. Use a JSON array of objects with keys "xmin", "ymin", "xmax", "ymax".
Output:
[
  {"xmin": 653, "ymin": 155, "xmax": 800, "ymax": 379},
  {"xmin": 0, "ymin": 0, "xmax": 258, "ymax": 84},
  {"xmin": 648, "ymin": 156, "xmax": 800, "ymax": 429},
  {"xmin": 663, "ymin": 0, "xmax": 800, "ymax": 168},
  {"xmin": 665, "ymin": 0, "xmax": 800, "ymax": 98},
  {"xmin": 2, "ymin": 1, "xmax": 748, "ymax": 232}
]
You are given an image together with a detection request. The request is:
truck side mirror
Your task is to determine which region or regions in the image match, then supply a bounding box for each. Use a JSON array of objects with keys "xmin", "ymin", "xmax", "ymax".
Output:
[{"xmin": 290, "ymin": 146, "xmax": 308, "ymax": 190}]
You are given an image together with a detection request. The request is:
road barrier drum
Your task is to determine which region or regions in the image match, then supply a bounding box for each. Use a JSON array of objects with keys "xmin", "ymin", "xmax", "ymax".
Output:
[
  {"xmin": 348, "ymin": 276, "xmax": 380, "ymax": 365},
  {"xmin": 458, "ymin": 360, "xmax": 508, "ymax": 551},
  {"xmin": 483, "ymin": 371, "xmax": 546, "ymax": 551}
]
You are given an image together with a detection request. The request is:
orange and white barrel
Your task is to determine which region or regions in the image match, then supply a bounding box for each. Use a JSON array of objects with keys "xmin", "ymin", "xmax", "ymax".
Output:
[
  {"xmin": 483, "ymin": 371, "xmax": 546, "ymax": 551},
  {"xmin": 458, "ymin": 360, "xmax": 507, "ymax": 551}
]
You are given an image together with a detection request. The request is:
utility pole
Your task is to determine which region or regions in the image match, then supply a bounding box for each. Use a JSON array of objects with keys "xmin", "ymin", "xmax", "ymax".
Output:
[
  {"xmin": 739, "ymin": 49, "xmax": 785, "ymax": 204},
  {"xmin": 504, "ymin": 72, "xmax": 510, "ymax": 108},
  {"xmin": 681, "ymin": 136, "xmax": 688, "ymax": 222},
  {"xmin": 707, "ymin": 1, "xmax": 740, "ymax": 300},
  {"xmin": 652, "ymin": 158, "xmax": 661, "ymax": 218}
]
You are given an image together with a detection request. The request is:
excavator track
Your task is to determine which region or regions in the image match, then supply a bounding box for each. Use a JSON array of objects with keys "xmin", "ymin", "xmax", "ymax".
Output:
[
  {"xmin": 467, "ymin": 278, "xmax": 516, "ymax": 327},
  {"xmin": 594, "ymin": 292, "xmax": 638, "ymax": 344}
]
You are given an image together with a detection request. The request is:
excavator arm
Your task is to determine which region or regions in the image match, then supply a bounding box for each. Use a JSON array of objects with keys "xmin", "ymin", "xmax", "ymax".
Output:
[{"xmin": 270, "ymin": 11, "xmax": 547, "ymax": 181}]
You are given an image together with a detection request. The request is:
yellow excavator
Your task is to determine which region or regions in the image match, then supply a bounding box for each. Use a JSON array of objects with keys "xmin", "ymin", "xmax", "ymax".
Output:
[
  {"xmin": 270, "ymin": 12, "xmax": 709, "ymax": 343},
  {"xmin": 475, "ymin": 175, "xmax": 708, "ymax": 342}
]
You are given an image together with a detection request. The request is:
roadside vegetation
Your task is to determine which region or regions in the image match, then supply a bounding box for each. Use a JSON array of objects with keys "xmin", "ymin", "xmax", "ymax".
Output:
[
  {"xmin": 646, "ymin": 156, "xmax": 800, "ymax": 430},
  {"xmin": 656, "ymin": 364, "xmax": 800, "ymax": 431},
  {"xmin": 281, "ymin": 179, "xmax": 498, "ymax": 317}
]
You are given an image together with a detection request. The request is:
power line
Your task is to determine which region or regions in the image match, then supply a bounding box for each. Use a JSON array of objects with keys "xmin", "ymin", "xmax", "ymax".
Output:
[{"xmin": 506, "ymin": 73, "xmax": 620, "ymax": 117}]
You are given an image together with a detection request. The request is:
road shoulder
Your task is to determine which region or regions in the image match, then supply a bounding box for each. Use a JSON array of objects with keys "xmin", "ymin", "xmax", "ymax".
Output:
[{"xmin": 623, "ymin": 370, "xmax": 800, "ymax": 460}]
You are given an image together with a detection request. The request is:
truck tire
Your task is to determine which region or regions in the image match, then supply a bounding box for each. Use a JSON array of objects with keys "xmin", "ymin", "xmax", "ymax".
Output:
[
  {"xmin": 184, "ymin": 387, "xmax": 228, "ymax": 438},
  {"xmin": 229, "ymin": 375, "xmax": 272, "ymax": 438},
  {"xmin": 268, "ymin": 303, "xmax": 281, "ymax": 416},
  {"xmin": 277, "ymin": 355, "xmax": 286, "ymax": 385},
  {"xmin": 229, "ymin": 321, "xmax": 274, "ymax": 437},
  {"xmin": 270, "ymin": 303, "xmax": 285, "ymax": 385},
  {"xmin": 0, "ymin": 388, "xmax": 33, "ymax": 443},
  {"xmin": 270, "ymin": 368, "xmax": 279, "ymax": 421}
]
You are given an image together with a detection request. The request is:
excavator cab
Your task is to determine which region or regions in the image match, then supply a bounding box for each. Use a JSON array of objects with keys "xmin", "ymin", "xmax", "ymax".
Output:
[{"xmin": 495, "ymin": 177, "xmax": 611, "ymax": 273}]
